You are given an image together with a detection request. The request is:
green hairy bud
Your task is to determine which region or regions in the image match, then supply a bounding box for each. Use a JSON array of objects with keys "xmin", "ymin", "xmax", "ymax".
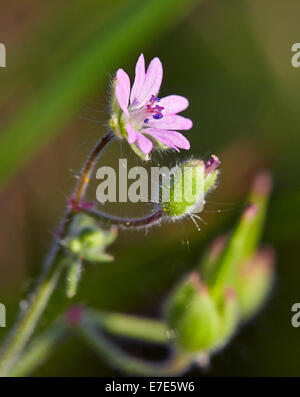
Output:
[
  {"xmin": 159, "ymin": 156, "xmax": 220, "ymax": 218},
  {"xmin": 64, "ymin": 214, "xmax": 117, "ymax": 298},
  {"xmin": 66, "ymin": 214, "xmax": 117, "ymax": 263}
]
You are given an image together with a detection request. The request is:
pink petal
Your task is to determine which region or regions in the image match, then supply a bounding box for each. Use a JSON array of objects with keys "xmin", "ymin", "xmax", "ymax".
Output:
[
  {"xmin": 130, "ymin": 54, "xmax": 145, "ymax": 107},
  {"xmin": 146, "ymin": 133, "xmax": 180, "ymax": 152},
  {"xmin": 145, "ymin": 129, "xmax": 190, "ymax": 150},
  {"xmin": 115, "ymin": 69, "xmax": 130, "ymax": 116},
  {"xmin": 136, "ymin": 57, "xmax": 163, "ymax": 107},
  {"xmin": 159, "ymin": 95, "xmax": 189, "ymax": 114},
  {"xmin": 148, "ymin": 115, "xmax": 193, "ymax": 130},
  {"xmin": 136, "ymin": 133, "xmax": 153, "ymax": 154},
  {"xmin": 125, "ymin": 122, "xmax": 137, "ymax": 144}
]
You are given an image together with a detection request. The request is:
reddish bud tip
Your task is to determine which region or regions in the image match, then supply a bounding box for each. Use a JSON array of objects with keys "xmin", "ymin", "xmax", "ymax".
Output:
[
  {"xmin": 209, "ymin": 235, "xmax": 227, "ymax": 261},
  {"xmin": 240, "ymin": 246, "xmax": 275, "ymax": 279},
  {"xmin": 225, "ymin": 287, "xmax": 236, "ymax": 301},
  {"xmin": 252, "ymin": 171, "xmax": 273, "ymax": 196},
  {"xmin": 256, "ymin": 246, "xmax": 276, "ymax": 269},
  {"xmin": 243, "ymin": 203, "xmax": 258, "ymax": 221},
  {"xmin": 189, "ymin": 272, "xmax": 202, "ymax": 288},
  {"xmin": 205, "ymin": 155, "xmax": 221, "ymax": 175},
  {"xmin": 65, "ymin": 305, "xmax": 84, "ymax": 326},
  {"xmin": 188, "ymin": 272, "xmax": 208, "ymax": 294},
  {"xmin": 199, "ymin": 283, "xmax": 209, "ymax": 295}
]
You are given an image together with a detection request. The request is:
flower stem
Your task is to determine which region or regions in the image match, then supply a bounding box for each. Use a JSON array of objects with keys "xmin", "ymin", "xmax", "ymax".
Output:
[
  {"xmin": 79, "ymin": 206, "xmax": 164, "ymax": 229},
  {"xmin": 86, "ymin": 309, "xmax": 169, "ymax": 344},
  {"xmin": 0, "ymin": 263, "xmax": 63, "ymax": 376},
  {"xmin": 7, "ymin": 319, "xmax": 67, "ymax": 377},
  {"xmin": 78, "ymin": 311, "xmax": 191, "ymax": 376},
  {"xmin": 8, "ymin": 309, "xmax": 170, "ymax": 376},
  {"xmin": 73, "ymin": 132, "xmax": 114, "ymax": 205},
  {"xmin": 0, "ymin": 132, "xmax": 114, "ymax": 376}
]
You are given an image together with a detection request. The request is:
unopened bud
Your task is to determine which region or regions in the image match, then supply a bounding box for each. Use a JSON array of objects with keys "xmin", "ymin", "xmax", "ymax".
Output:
[
  {"xmin": 165, "ymin": 272, "xmax": 224, "ymax": 354},
  {"xmin": 236, "ymin": 247, "xmax": 275, "ymax": 320},
  {"xmin": 159, "ymin": 156, "xmax": 220, "ymax": 218},
  {"xmin": 200, "ymin": 235, "xmax": 228, "ymax": 282},
  {"xmin": 66, "ymin": 214, "xmax": 117, "ymax": 263},
  {"xmin": 214, "ymin": 287, "xmax": 239, "ymax": 351}
]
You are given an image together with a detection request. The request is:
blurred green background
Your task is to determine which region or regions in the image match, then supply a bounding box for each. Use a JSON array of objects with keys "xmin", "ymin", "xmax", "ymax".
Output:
[{"xmin": 0, "ymin": 0, "xmax": 299, "ymax": 376}]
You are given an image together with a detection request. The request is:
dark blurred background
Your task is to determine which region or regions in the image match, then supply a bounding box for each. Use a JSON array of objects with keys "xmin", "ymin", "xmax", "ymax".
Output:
[{"xmin": 0, "ymin": 0, "xmax": 299, "ymax": 376}]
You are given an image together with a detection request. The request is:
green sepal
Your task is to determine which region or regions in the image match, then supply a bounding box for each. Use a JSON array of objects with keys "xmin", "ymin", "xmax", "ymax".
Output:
[{"xmin": 66, "ymin": 258, "xmax": 82, "ymax": 299}]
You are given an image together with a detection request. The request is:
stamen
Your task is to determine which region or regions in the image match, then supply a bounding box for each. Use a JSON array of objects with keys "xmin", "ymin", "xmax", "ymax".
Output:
[
  {"xmin": 145, "ymin": 95, "xmax": 164, "ymax": 121},
  {"xmin": 150, "ymin": 95, "xmax": 156, "ymax": 105}
]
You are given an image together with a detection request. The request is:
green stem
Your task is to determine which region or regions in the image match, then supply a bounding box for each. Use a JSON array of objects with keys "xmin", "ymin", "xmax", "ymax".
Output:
[
  {"xmin": 7, "ymin": 319, "xmax": 67, "ymax": 377},
  {"xmin": 0, "ymin": 262, "xmax": 63, "ymax": 376},
  {"xmin": 0, "ymin": 132, "xmax": 114, "ymax": 376},
  {"xmin": 78, "ymin": 312, "xmax": 191, "ymax": 376},
  {"xmin": 87, "ymin": 309, "xmax": 169, "ymax": 345},
  {"xmin": 79, "ymin": 206, "xmax": 164, "ymax": 229},
  {"xmin": 6, "ymin": 309, "xmax": 182, "ymax": 377}
]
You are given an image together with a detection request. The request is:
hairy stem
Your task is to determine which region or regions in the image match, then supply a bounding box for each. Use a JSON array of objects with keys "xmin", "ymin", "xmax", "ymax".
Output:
[
  {"xmin": 79, "ymin": 206, "xmax": 164, "ymax": 229},
  {"xmin": 7, "ymin": 309, "xmax": 171, "ymax": 377},
  {"xmin": 0, "ymin": 264, "xmax": 63, "ymax": 376},
  {"xmin": 7, "ymin": 319, "xmax": 67, "ymax": 377},
  {"xmin": 0, "ymin": 132, "xmax": 114, "ymax": 376},
  {"xmin": 74, "ymin": 132, "xmax": 114, "ymax": 204}
]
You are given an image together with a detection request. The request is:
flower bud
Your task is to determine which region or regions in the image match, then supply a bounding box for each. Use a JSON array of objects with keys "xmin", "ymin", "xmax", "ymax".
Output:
[
  {"xmin": 200, "ymin": 235, "xmax": 228, "ymax": 282},
  {"xmin": 159, "ymin": 156, "xmax": 220, "ymax": 218},
  {"xmin": 236, "ymin": 247, "xmax": 275, "ymax": 320},
  {"xmin": 214, "ymin": 288, "xmax": 239, "ymax": 351},
  {"xmin": 164, "ymin": 272, "xmax": 235, "ymax": 355},
  {"xmin": 65, "ymin": 214, "xmax": 117, "ymax": 263}
]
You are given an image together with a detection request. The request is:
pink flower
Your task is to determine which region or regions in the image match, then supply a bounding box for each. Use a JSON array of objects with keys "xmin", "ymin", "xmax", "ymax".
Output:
[{"xmin": 110, "ymin": 54, "xmax": 192, "ymax": 160}]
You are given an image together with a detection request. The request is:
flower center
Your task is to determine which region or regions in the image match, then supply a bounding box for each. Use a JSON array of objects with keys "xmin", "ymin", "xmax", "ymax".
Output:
[
  {"xmin": 127, "ymin": 95, "xmax": 165, "ymax": 132},
  {"xmin": 144, "ymin": 95, "xmax": 164, "ymax": 124}
]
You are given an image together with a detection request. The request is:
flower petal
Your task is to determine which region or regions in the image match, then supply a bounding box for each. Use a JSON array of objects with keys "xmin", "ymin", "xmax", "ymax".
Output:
[
  {"xmin": 146, "ymin": 133, "xmax": 180, "ymax": 151},
  {"xmin": 145, "ymin": 129, "xmax": 190, "ymax": 150},
  {"xmin": 115, "ymin": 69, "xmax": 130, "ymax": 116},
  {"xmin": 148, "ymin": 115, "xmax": 193, "ymax": 130},
  {"xmin": 130, "ymin": 54, "xmax": 145, "ymax": 107},
  {"xmin": 125, "ymin": 122, "xmax": 137, "ymax": 144},
  {"xmin": 159, "ymin": 95, "xmax": 189, "ymax": 114},
  {"xmin": 136, "ymin": 57, "xmax": 163, "ymax": 107},
  {"xmin": 136, "ymin": 133, "xmax": 153, "ymax": 154}
]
